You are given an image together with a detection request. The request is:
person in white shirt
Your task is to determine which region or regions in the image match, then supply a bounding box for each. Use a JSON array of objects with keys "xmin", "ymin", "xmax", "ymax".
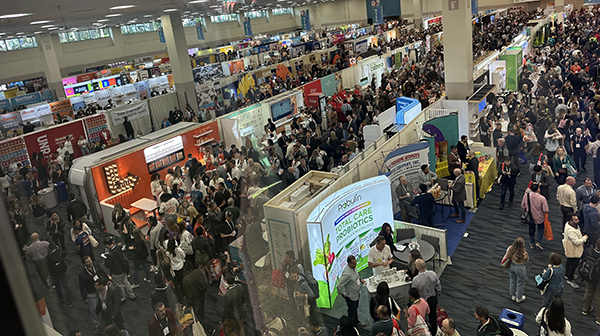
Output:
[
  {"xmin": 229, "ymin": 161, "xmax": 242, "ymax": 180},
  {"xmin": 368, "ymin": 235, "xmax": 394, "ymax": 276},
  {"xmin": 63, "ymin": 136, "xmax": 74, "ymax": 159}
]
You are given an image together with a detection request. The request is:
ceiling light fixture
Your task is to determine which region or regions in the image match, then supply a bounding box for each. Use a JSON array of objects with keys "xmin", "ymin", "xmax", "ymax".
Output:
[
  {"xmin": 92, "ymin": 22, "xmax": 103, "ymax": 26},
  {"xmin": 47, "ymin": 27, "xmax": 58, "ymax": 30},
  {"xmin": 188, "ymin": 0, "xmax": 208, "ymax": 3},
  {"xmin": 109, "ymin": 5, "xmax": 137, "ymax": 10},
  {"xmin": 30, "ymin": 20, "xmax": 52, "ymax": 25},
  {"xmin": 163, "ymin": 9, "xmax": 178, "ymax": 12},
  {"xmin": 97, "ymin": 19, "xmax": 110, "ymax": 22},
  {"xmin": 16, "ymin": 32, "xmax": 24, "ymax": 35},
  {"xmin": 144, "ymin": 14, "xmax": 153, "ymax": 17},
  {"xmin": 34, "ymin": 31, "xmax": 42, "ymax": 34},
  {"xmin": 105, "ymin": 14, "xmax": 122, "ymax": 17},
  {"xmin": 0, "ymin": 33, "xmax": 5, "ymax": 35},
  {"xmin": 0, "ymin": 13, "xmax": 33, "ymax": 19}
]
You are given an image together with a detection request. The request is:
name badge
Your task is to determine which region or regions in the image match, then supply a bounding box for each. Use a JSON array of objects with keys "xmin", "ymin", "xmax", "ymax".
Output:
[
  {"xmin": 102, "ymin": 302, "xmax": 107, "ymax": 310},
  {"xmin": 576, "ymin": 144, "xmax": 581, "ymax": 148},
  {"xmin": 93, "ymin": 275, "xmax": 99, "ymax": 282},
  {"xmin": 562, "ymin": 164, "xmax": 566, "ymax": 168},
  {"xmin": 356, "ymin": 278, "xmax": 361, "ymax": 287},
  {"xmin": 163, "ymin": 326, "xmax": 169, "ymax": 335}
]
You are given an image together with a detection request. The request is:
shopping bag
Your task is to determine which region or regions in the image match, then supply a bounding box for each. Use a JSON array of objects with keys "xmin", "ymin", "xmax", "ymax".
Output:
[
  {"xmin": 210, "ymin": 258, "xmax": 224, "ymax": 281},
  {"xmin": 436, "ymin": 306, "xmax": 449, "ymax": 327},
  {"xmin": 408, "ymin": 306, "xmax": 432, "ymax": 336},
  {"xmin": 544, "ymin": 213, "xmax": 553, "ymax": 241},
  {"xmin": 191, "ymin": 306, "xmax": 207, "ymax": 336},
  {"xmin": 271, "ymin": 269, "xmax": 286, "ymax": 288},
  {"xmin": 89, "ymin": 235, "xmax": 99, "ymax": 248},
  {"xmin": 518, "ymin": 150, "xmax": 528, "ymax": 164},
  {"xmin": 218, "ymin": 275, "xmax": 229, "ymax": 296}
]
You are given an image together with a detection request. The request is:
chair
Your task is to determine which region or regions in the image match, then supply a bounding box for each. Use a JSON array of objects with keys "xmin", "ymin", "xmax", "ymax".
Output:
[
  {"xmin": 434, "ymin": 178, "xmax": 451, "ymax": 223},
  {"xmin": 421, "ymin": 234, "xmax": 443, "ymax": 271},
  {"xmin": 396, "ymin": 228, "xmax": 415, "ymax": 244}
]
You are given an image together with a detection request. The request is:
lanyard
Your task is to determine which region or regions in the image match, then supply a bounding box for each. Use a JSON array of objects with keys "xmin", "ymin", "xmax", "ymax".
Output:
[
  {"xmin": 85, "ymin": 265, "xmax": 97, "ymax": 278},
  {"xmin": 155, "ymin": 315, "xmax": 168, "ymax": 329}
]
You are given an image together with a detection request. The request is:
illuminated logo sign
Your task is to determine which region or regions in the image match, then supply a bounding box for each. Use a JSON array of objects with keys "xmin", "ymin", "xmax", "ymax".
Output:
[{"xmin": 103, "ymin": 163, "xmax": 139, "ymax": 194}]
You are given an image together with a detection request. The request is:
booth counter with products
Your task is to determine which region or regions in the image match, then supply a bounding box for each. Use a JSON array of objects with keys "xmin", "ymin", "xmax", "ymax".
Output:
[{"xmin": 70, "ymin": 122, "xmax": 220, "ymax": 236}]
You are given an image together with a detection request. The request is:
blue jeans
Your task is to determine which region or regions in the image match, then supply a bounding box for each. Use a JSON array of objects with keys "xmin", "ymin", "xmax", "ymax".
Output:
[
  {"xmin": 132, "ymin": 258, "xmax": 152, "ymax": 285},
  {"xmin": 528, "ymin": 222, "xmax": 544, "ymax": 245},
  {"xmin": 543, "ymin": 286, "xmax": 563, "ymax": 307},
  {"xmin": 52, "ymin": 273, "xmax": 73, "ymax": 303},
  {"xmin": 87, "ymin": 292, "xmax": 100, "ymax": 328},
  {"xmin": 345, "ymin": 296, "xmax": 359, "ymax": 325},
  {"xmin": 452, "ymin": 201, "xmax": 466, "ymax": 220},
  {"xmin": 508, "ymin": 263, "xmax": 526, "ymax": 298}
]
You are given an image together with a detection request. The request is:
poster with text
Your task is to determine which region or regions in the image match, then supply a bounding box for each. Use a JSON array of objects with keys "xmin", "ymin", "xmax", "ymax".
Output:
[
  {"xmin": 108, "ymin": 101, "xmax": 150, "ymax": 125},
  {"xmin": 23, "ymin": 120, "xmax": 86, "ymax": 158},
  {"xmin": 380, "ymin": 142, "xmax": 430, "ymax": 216},
  {"xmin": 307, "ymin": 176, "xmax": 394, "ymax": 308}
]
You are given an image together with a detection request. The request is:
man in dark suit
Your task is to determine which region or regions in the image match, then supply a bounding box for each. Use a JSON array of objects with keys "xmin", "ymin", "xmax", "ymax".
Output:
[
  {"xmin": 410, "ymin": 184, "xmax": 436, "ymax": 227},
  {"xmin": 95, "ymin": 277, "xmax": 125, "ymax": 330},
  {"xmin": 499, "ymin": 158, "xmax": 518, "ymax": 210},
  {"xmin": 281, "ymin": 166, "xmax": 297, "ymax": 187},
  {"xmin": 456, "ymin": 135, "xmax": 470, "ymax": 162},
  {"xmin": 466, "ymin": 151, "xmax": 480, "ymax": 204},
  {"xmin": 450, "ymin": 168, "xmax": 466, "ymax": 223},
  {"xmin": 447, "ymin": 146, "xmax": 461, "ymax": 179}
]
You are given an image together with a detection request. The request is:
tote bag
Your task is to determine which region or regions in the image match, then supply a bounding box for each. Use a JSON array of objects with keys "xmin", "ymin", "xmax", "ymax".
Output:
[{"xmin": 408, "ymin": 306, "xmax": 432, "ymax": 336}]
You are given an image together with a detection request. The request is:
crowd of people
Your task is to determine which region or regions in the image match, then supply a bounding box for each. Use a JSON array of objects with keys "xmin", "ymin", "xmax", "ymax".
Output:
[{"xmin": 8, "ymin": 5, "xmax": 597, "ymax": 336}]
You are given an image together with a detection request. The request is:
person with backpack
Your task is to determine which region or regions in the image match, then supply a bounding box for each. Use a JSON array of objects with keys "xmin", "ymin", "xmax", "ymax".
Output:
[
  {"xmin": 535, "ymin": 298, "xmax": 572, "ymax": 336},
  {"xmin": 474, "ymin": 306, "xmax": 513, "ymax": 336},
  {"xmin": 290, "ymin": 265, "xmax": 322, "ymax": 329},
  {"xmin": 581, "ymin": 237, "xmax": 600, "ymax": 322}
]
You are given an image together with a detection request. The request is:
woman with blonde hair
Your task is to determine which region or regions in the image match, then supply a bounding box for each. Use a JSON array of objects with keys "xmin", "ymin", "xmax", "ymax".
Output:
[
  {"xmin": 209, "ymin": 170, "xmax": 224, "ymax": 189},
  {"xmin": 504, "ymin": 237, "xmax": 529, "ymax": 303},
  {"xmin": 156, "ymin": 248, "xmax": 173, "ymax": 282},
  {"xmin": 111, "ymin": 203, "xmax": 127, "ymax": 233},
  {"xmin": 177, "ymin": 199, "xmax": 190, "ymax": 223},
  {"xmin": 552, "ymin": 147, "xmax": 576, "ymax": 185}
]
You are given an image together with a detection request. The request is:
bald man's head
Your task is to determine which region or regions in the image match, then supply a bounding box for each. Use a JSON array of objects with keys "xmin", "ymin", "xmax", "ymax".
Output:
[
  {"xmin": 453, "ymin": 168, "xmax": 462, "ymax": 176},
  {"xmin": 31, "ymin": 232, "xmax": 40, "ymax": 241},
  {"xmin": 566, "ymin": 176, "xmax": 576, "ymax": 186},
  {"xmin": 415, "ymin": 258, "xmax": 426, "ymax": 271}
]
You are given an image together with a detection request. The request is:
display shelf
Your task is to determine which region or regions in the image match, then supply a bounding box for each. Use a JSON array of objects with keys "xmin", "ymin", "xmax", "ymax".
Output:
[
  {"xmin": 193, "ymin": 130, "xmax": 213, "ymax": 138},
  {"xmin": 195, "ymin": 138, "xmax": 215, "ymax": 146}
]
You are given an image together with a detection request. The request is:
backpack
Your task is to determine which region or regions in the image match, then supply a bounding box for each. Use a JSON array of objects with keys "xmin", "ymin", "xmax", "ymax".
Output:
[
  {"xmin": 195, "ymin": 248, "xmax": 210, "ymax": 267},
  {"xmin": 578, "ymin": 256, "xmax": 600, "ymax": 283},
  {"xmin": 303, "ymin": 270, "xmax": 320, "ymax": 300}
]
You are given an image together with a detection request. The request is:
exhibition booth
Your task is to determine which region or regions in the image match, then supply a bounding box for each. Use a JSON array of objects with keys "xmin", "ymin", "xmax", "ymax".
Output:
[{"xmin": 70, "ymin": 121, "xmax": 220, "ymax": 235}]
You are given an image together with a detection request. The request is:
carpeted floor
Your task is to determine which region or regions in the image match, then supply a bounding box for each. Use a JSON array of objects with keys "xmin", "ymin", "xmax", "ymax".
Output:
[{"xmin": 437, "ymin": 158, "xmax": 600, "ymax": 336}]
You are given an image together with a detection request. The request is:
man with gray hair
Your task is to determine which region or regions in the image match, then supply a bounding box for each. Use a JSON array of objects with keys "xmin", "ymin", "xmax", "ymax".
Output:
[
  {"xmin": 450, "ymin": 168, "xmax": 466, "ymax": 223},
  {"xmin": 411, "ymin": 259, "xmax": 442, "ymax": 335}
]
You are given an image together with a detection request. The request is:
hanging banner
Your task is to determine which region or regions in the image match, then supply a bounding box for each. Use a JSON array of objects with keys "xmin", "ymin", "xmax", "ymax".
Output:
[
  {"xmin": 0, "ymin": 99, "xmax": 11, "ymax": 111},
  {"xmin": 380, "ymin": 142, "xmax": 430, "ymax": 215},
  {"xmin": 49, "ymin": 100, "xmax": 74, "ymax": 122},
  {"xmin": 196, "ymin": 21, "xmax": 205, "ymax": 40},
  {"xmin": 108, "ymin": 101, "xmax": 150, "ymax": 124},
  {"xmin": 10, "ymin": 92, "xmax": 42, "ymax": 109},
  {"xmin": 243, "ymin": 17, "xmax": 253, "ymax": 37},
  {"xmin": 23, "ymin": 120, "xmax": 87, "ymax": 157},
  {"xmin": 20, "ymin": 104, "xmax": 52, "ymax": 122},
  {"xmin": 472, "ymin": 0, "xmax": 479, "ymax": 15},
  {"xmin": 301, "ymin": 10, "xmax": 311, "ymax": 31},
  {"xmin": 0, "ymin": 112, "xmax": 23, "ymax": 133},
  {"xmin": 158, "ymin": 27, "xmax": 166, "ymax": 44},
  {"xmin": 371, "ymin": 0, "xmax": 384, "ymax": 25},
  {"xmin": 40, "ymin": 90, "xmax": 53, "ymax": 102}
]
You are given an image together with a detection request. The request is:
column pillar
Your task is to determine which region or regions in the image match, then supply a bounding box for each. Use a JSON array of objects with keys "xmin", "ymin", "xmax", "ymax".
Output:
[
  {"xmin": 442, "ymin": 0, "xmax": 473, "ymax": 100},
  {"xmin": 555, "ymin": 0, "xmax": 565, "ymax": 24},
  {"xmin": 161, "ymin": 12, "xmax": 197, "ymax": 112},
  {"xmin": 313, "ymin": 4, "xmax": 322, "ymax": 32},
  {"xmin": 110, "ymin": 26, "xmax": 126, "ymax": 55},
  {"xmin": 413, "ymin": 0, "xmax": 423, "ymax": 30},
  {"xmin": 36, "ymin": 34, "xmax": 65, "ymax": 100}
]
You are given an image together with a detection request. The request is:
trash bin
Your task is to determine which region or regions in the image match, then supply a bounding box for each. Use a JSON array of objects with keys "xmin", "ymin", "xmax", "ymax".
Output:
[
  {"xmin": 54, "ymin": 181, "xmax": 69, "ymax": 203},
  {"xmin": 39, "ymin": 187, "xmax": 58, "ymax": 209}
]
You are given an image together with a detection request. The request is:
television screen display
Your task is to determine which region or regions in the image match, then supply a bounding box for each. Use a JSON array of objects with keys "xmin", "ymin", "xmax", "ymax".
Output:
[{"xmin": 271, "ymin": 98, "xmax": 292, "ymax": 122}]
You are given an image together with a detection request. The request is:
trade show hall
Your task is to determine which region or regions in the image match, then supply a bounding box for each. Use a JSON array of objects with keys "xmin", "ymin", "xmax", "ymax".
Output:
[{"xmin": 2, "ymin": 1, "xmax": 600, "ymax": 336}]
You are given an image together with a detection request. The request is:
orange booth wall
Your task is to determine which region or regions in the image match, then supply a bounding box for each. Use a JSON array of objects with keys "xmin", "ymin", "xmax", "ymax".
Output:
[{"xmin": 90, "ymin": 121, "xmax": 220, "ymax": 208}]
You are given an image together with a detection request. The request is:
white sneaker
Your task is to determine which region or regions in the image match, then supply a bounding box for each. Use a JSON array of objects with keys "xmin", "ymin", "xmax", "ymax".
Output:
[
  {"xmin": 516, "ymin": 295, "xmax": 526, "ymax": 303},
  {"xmin": 511, "ymin": 295, "xmax": 516, "ymax": 301},
  {"xmin": 567, "ymin": 280, "xmax": 580, "ymax": 289}
]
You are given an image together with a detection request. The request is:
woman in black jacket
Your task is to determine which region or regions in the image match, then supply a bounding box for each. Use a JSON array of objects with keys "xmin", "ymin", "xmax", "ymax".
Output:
[
  {"xmin": 129, "ymin": 228, "xmax": 152, "ymax": 287},
  {"xmin": 369, "ymin": 281, "xmax": 399, "ymax": 322}
]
